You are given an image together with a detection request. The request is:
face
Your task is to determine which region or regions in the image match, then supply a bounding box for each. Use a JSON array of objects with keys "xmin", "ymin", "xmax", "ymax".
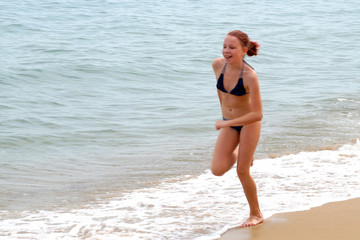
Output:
[{"xmin": 222, "ymin": 35, "xmax": 247, "ymax": 63}]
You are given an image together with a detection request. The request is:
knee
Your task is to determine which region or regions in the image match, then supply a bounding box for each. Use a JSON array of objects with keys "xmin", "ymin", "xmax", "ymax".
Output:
[
  {"xmin": 211, "ymin": 167, "xmax": 226, "ymax": 176},
  {"xmin": 236, "ymin": 168, "xmax": 250, "ymax": 182}
]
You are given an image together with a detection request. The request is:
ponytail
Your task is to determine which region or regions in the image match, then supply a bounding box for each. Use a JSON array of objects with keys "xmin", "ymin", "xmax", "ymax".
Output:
[{"xmin": 247, "ymin": 41, "xmax": 260, "ymax": 56}]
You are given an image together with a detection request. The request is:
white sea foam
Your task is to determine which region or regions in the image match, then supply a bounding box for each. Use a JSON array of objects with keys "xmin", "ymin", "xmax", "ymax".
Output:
[
  {"xmin": 338, "ymin": 98, "xmax": 356, "ymax": 102},
  {"xmin": 1, "ymin": 141, "xmax": 359, "ymax": 240}
]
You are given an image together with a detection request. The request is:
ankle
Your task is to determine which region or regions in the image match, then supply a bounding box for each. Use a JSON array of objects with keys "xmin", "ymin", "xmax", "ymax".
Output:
[{"xmin": 250, "ymin": 211, "xmax": 263, "ymax": 219}]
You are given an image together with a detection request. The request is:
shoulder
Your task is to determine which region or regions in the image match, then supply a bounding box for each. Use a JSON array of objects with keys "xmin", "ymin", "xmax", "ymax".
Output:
[
  {"xmin": 212, "ymin": 58, "xmax": 225, "ymax": 71},
  {"xmin": 244, "ymin": 63, "xmax": 258, "ymax": 81},
  {"xmin": 244, "ymin": 65, "xmax": 260, "ymax": 89}
]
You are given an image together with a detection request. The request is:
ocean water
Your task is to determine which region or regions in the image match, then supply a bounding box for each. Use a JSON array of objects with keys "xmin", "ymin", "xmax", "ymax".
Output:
[{"xmin": 1, "ymin": 0, "xmax": 359, "ymax": 239}]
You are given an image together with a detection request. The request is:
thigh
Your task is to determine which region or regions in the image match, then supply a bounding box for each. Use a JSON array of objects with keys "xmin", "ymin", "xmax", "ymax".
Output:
[
  {"xmin": 237, "ymin": 121, "xmax": 261, "ymax": 172},
  {"xmin": 212, "ymin": 127, "xmax": 240, "ymax": 175}
]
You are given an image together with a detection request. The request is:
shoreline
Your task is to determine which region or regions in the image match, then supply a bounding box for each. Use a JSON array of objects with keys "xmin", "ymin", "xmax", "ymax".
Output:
[{"xmin": 220, "ymin": 198, "xmax": 360, "ymax": 240}]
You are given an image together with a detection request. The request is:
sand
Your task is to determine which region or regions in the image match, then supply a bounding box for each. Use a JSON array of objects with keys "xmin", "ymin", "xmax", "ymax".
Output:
[{"xmin": 220, "ymin": 198, "xmax": 360, "ymax": 240}]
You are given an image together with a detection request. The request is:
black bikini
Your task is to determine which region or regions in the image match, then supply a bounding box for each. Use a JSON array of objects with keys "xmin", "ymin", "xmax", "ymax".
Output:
[
  {"xmin": 216, "ymin": 60, "xmax": 253, "ymax": 96},
  {"xmin": 217, "ymin": 60, "xmax": 254, "ymax": 133}
]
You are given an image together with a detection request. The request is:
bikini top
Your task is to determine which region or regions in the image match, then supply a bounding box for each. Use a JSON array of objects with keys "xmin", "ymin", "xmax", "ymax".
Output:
[{"xmin": 216, "ymin": 60, "xmax": 253, "ymax": 96}]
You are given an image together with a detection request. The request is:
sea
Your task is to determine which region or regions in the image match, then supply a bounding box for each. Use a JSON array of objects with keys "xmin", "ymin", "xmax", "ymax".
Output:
[{"xmin": 1, "ymin": 0, "xmax": 359, "ymax": 239}]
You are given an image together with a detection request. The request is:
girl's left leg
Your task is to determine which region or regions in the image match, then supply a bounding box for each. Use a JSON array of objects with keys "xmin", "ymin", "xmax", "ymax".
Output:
[{"xmin": 236, "ymin": 121, "xmax": 263, "ymax": 227}]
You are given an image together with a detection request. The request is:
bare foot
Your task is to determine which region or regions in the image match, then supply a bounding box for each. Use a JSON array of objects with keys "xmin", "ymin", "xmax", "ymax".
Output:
[{"xmin": 240, "ymin": 215, "xmax": 263, "ymax": 228}]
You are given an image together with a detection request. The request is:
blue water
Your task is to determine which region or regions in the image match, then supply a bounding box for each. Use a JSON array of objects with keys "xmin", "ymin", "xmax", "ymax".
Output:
[{"xmin": 1, "ymin": 0, "xmax": 360, "ymax": 239}]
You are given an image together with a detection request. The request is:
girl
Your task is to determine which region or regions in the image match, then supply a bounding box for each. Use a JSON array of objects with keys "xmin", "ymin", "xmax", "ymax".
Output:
[{"xmin": 211, "ymin": 30, "xmax": 263, "ymax": 227}]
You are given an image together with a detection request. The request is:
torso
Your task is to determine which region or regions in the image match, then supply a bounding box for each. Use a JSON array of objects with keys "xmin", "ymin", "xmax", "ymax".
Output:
[{"xmin": 214, "ymin": 58, "xmax": 255, "ymax": 119}]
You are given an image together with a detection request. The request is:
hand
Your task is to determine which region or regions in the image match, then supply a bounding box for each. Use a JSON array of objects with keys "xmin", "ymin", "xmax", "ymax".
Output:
[{"xmin": 215, "ymin": 120, "xmax": 227, "ymax": 130}]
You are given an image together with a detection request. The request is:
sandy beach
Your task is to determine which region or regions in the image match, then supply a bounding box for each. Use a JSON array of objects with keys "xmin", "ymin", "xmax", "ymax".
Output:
[{"xmin": 221, "ymin": 198, "xmax": 360, "ymax": 240}]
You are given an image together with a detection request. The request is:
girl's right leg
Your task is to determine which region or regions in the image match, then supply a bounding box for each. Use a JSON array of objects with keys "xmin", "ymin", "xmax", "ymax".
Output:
[{"xmin": 211, "ymin": 127, "xmax": 240, "ymax": 176}]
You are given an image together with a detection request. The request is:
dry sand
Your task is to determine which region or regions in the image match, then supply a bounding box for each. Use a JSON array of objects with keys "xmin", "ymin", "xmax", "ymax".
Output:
[{"xmin": 221, "ymin": 198, "xmax": 360, "ymax": 240}]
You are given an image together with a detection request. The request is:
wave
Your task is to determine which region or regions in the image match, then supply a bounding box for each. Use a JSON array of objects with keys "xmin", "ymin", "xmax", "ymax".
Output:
[{"xmin": 1, "ymin": 141, "xmax": 359, "ymax": 240}]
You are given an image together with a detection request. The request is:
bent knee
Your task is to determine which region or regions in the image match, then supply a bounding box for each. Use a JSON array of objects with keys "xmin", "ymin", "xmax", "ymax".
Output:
[
  {"xmin": 211, "ymin": 160, "xmax": 232, "ymax": 176},
  {"xmin": 211, "ymin": 167, "xmax": 226, "ymax": 176},
  {"xmin": 211, "ymin": 155, "xmax": 236, "ymax": 177},
  {"xmin": 211, "ymin": 159, "xmax": 234, "ymax": 176}
]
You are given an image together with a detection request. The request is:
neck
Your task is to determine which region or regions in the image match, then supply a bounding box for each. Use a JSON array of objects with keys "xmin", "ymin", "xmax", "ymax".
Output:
[{"xmin": 228, "ymin": 58, "xmax": 244, "ymax": 70}]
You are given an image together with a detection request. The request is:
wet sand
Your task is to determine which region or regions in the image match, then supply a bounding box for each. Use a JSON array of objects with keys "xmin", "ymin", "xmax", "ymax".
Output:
[{"xmin": 221, "ymin": 198, "xmax": 360, "ymax": 240}]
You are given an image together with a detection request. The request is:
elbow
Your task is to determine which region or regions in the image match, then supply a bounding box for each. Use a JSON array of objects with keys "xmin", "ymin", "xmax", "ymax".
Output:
[{"xmin": 256, "ymin": 112, "xmax": 263, "ymax": 122}]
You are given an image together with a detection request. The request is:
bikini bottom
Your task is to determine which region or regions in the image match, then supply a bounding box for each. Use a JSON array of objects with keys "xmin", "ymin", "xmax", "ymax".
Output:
[{"xmin": 223, "ymin": 117, "xmax": 243, "ymax": 133}]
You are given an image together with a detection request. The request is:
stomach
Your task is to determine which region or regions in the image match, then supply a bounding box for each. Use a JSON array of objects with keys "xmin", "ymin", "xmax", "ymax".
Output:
[{"xmin": 220, "ymin": 93, "xmax": 251, "ymax": 119}]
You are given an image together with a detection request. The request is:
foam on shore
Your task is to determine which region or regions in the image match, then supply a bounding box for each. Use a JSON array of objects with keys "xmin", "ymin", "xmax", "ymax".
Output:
[{"xmin": 1, "ymin": 142, "xmax": 359, "ymax": 239}]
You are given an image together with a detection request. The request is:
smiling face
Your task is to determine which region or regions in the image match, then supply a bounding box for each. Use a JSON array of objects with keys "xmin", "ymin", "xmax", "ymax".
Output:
[{"xmin": 222, "ymin": 35, "xmax": 247, "ymax": 64}]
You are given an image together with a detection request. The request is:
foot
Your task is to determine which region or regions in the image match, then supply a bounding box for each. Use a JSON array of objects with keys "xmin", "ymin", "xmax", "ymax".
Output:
[{"xmin": 240, "ymin": 215, "xmax": 263, "ymax": 228}]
